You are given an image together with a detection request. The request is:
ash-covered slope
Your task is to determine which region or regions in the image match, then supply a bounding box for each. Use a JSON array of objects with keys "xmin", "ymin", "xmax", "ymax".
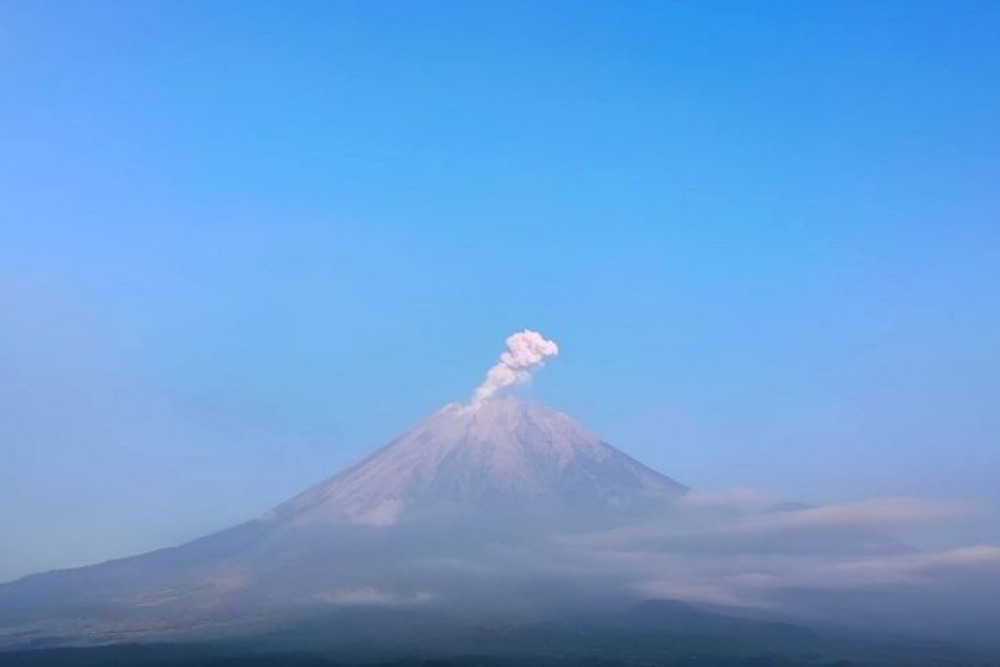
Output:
[{"xmin": 272, "ymin": 397, "xmax": 686, "ymax": 528}]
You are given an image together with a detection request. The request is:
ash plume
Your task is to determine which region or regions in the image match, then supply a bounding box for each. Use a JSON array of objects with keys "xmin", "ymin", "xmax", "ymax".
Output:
[{"xmin": 471, "ymin": 330, "xmax": 559, "ymax": 405}]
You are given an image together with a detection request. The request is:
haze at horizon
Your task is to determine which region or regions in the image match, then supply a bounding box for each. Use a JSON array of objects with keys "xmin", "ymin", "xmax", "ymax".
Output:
[{"xmin": 2, "ymin": 1, "xmax": 999, "ymax": 582}]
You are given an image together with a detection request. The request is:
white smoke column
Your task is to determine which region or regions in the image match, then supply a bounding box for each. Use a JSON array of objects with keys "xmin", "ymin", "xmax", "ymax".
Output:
[{"xmin": 471, "ymin": 330, "xmax": 559, "ymax": 405}]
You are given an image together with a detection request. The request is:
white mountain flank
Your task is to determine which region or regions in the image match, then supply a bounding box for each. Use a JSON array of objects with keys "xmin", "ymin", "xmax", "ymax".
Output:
[{"xmin": 272, "ymin": 397, "xmax": 687, "ymax": 527}]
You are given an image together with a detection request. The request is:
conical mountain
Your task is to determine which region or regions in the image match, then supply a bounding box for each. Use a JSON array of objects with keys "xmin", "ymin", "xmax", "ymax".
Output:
[
  {"xmin": 272, "ymin": 397, "xmax": 687, "ymax": 528},
  {"xmin": 0, "ymin": 397, "xmax": 687, "ymax": 648}
]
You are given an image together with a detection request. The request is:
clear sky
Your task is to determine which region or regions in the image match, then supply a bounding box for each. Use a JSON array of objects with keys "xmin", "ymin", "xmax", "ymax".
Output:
[{"xmin": 1, "ymin": 1, "xmax": 998, "ymax": 582}]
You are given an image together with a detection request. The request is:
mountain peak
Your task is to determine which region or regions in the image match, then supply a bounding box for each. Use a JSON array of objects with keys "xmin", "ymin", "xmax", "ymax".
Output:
[{"xmin": 272, "ymin": 398, "xmax": 686, "ymax": 528}]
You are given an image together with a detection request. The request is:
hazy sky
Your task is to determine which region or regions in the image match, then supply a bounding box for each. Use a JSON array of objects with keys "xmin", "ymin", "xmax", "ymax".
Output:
[{"xmin": 2, "ymin": 1, "xmax": 999, "ymax": 582}]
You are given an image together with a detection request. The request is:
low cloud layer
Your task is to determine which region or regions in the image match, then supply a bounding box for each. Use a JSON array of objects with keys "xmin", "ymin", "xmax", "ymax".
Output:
[
  {"xmin": 469, "ymin": 490, "xmax": 1000, "ymax": 644},
  {"xmin": 742, "ymin": 496, "xmax": 970, "ymax": 533}
]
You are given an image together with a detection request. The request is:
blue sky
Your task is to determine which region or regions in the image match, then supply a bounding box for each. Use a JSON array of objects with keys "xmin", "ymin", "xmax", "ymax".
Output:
[{"xmin": 2, "ymin": 1, "xmax": 999, "ymax": 581}]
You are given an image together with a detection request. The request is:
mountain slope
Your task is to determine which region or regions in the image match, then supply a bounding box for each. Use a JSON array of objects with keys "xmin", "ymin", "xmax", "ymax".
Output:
[
  {"xmin": 272, "ymin": 398, "xmax": 687, "ymax": 528},
  {"xmin": 0, "ymin": 397, "xmax": 687, "ymax": 648}
]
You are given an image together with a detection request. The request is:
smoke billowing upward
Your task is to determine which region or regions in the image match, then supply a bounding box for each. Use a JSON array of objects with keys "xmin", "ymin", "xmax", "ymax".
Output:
[{"xmin": 472, "ymin": 330, "xmax": 559, "ymax": 405}]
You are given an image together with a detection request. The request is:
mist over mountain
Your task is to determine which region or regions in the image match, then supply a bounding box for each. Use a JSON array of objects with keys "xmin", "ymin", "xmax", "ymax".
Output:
[
  {"xmin": 3, "ymin": 393, "xmax": 999, "ymax": 663},
  {"xmin": 0, "ymin": 397, "xmax": 684, "ymax": 644}
]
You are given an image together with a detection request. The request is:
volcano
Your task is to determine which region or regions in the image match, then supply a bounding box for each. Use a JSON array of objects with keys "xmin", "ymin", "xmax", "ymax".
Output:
[
  {"xmin": 274, "ymin": 397, "xmax": 687, "ymax": 528},
  {"xmin": 3, "ymin": 397, "xmax": 997, "ymax": 665},
  {"xmin": 0, "ymin": 397, "xmax": 688, "ymax": 648}
]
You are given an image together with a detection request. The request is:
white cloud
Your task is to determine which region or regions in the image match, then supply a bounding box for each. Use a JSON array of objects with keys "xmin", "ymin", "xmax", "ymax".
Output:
[{"xmin": 740, "ymin": 497, "xmax": 969, "ymax": 533}]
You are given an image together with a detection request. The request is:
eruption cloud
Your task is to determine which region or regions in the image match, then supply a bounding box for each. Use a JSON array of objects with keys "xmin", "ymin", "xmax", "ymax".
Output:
[{"xmin": 472, "ymin": 330, "xmax": 559, "ymax": 405}]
